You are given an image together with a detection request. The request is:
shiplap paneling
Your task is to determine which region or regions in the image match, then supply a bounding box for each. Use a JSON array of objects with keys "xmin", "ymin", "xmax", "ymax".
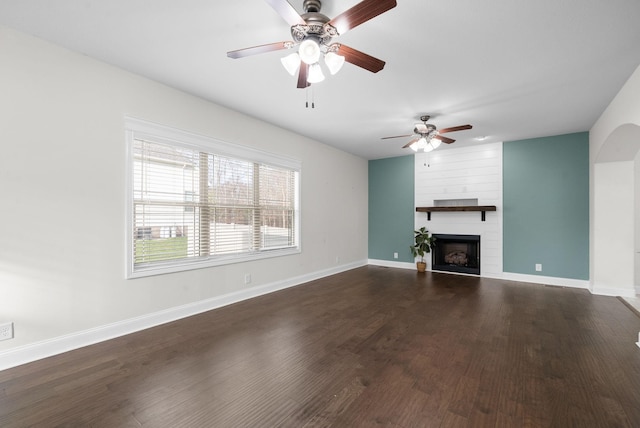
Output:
[{"xmin": 414, "ymin": 142, "xmax": 503, "ymax": 277}]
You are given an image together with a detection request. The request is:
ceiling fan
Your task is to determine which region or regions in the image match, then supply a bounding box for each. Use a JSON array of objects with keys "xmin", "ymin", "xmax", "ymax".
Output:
[
  {"xmin": 227, "ymin": 0, "xmax": 397, "ymax": 88},
  {"xmin": 382, "ymin": 115, "xmax": 473, "ymax": 152}
]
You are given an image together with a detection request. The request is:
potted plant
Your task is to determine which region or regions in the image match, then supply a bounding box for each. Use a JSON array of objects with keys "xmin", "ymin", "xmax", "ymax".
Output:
[{"xmin": 410, "ymin": 227, "xmax": 436, "ymax": 272}]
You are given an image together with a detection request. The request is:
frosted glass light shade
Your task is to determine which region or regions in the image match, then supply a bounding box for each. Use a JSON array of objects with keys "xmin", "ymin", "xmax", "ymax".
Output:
[
  {"xmin": 431, "ymin": 137, "xmax": 442, "ymax": 149},
  {"xmin": 299, "ymin": 39, "xmax": 321, "ymax": 65},
  {"xmin": 307, "ymin": 63, "xmax": 325, "ymax": 83},
  {"xmin": 324, "ymin": 52, "xmax": 345, "ymax": 75},
  {"xmin": 280, "ymin": 52, "xmax": 300, "ymax": 75}
]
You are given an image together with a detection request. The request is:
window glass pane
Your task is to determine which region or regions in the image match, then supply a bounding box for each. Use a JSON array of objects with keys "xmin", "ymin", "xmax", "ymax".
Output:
[
  {"xmin": 259, "ymin": 164, "xmax": 296, "ymax": 249},
  {"xmin": 212, "ymin": 156, "xmax": 253, "ymax": 206}
]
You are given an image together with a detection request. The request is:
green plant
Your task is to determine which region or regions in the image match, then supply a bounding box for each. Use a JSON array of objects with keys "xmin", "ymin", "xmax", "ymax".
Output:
[{"xmin": 410, "ymin": 227, "xmax": 436, "ymax": 263}]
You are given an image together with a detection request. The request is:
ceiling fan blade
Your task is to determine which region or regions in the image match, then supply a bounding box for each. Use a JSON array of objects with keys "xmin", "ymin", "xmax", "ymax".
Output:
[
  {"xmin": 297, "ymin": 63, "xmax": 310, "ymax": 88},
  {"xmin": 227, "ymin": 42, "xmax": 292, "ymax": 59},
  {"xmin": 335, "ymin": 44, "xmax": 385, "ymax": 73},
  {"xmin": 381, "ymin": 134, "xmax": 412, "ymax": 140},
  {"xmin": 264, "ymin": 0, "xmax": 306, "ymax": 26},
  {"xmin": 402, "ymin": 136, "xmax": 421, "ymax": 149},
  {"xmin": 439, "ymin": 124, "xmax": 473, "ymax": 134},
  {"xmin": 435, "ymin": 135, "xmax": 455, "ymax": 144},
  {"xmin": 328, "ymin": 0, "xmax": 397, "ymax": 35}
]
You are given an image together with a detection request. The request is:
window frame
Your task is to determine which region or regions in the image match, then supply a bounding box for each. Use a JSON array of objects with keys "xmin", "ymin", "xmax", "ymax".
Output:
[{"xmin": 125, "ymin": 117, "xmax": 301, "ymax": 279}]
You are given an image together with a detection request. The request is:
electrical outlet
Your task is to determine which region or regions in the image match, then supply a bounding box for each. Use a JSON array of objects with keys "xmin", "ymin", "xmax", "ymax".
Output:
[
  {"xmin": 393, "ymin": 252, "xmax": 398, "ymax": 259},
  {"xmin": 535, "ymin": 263, "xmax": 542, "ymax": 272},
  {"xmin": 244, "ymin": 274, "xmax": 251, "ymax": 284},
  {"xmin": 0, "ymin": 322, "xmax": 14, "ymax": 341}
]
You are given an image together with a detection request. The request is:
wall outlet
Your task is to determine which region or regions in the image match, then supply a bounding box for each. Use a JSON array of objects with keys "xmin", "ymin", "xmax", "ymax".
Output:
[
  {"xmin": 393, "ymin": 252, "xmax": 398, "ymax": 259},
  {"xmin": 0, "ymin": 322, "xmax": 14, "ymax": 341},
  {"xmin": 535, "ymin": 263, "xmax": 542, "ymax": 272},
  {"xmin": 244, "ymin": 274, "xmax": 251, "ymax": 284}
]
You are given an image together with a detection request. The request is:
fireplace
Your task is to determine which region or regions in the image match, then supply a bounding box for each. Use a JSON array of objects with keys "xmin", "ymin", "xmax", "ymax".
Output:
[{"xmin": 432, "ymin": 234, "xmax": 480, "ymax": 275}]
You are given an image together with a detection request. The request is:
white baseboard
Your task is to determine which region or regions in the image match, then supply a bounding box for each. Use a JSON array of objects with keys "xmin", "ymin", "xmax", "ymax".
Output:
[
  {"xmin": 500, "ymin": 272, "xmax": 590, "ymax": 290},
  {"xmin": 502, "ymin": 272, "xmax": 637, "ymax": 297},
  {"xmin": 590, "ymin": 286, "xmax": 636, "ymax": 298},
  {"xmin": 369, "ymin": 262, "xmax": 595, "ymax": 293},
  {"xmin": 0, "ymin": 260, "xmax": 366, "ymax": 372},
  {"xmin": 367, "ymin": 259, "xmax": 415, "ymax": 270}
]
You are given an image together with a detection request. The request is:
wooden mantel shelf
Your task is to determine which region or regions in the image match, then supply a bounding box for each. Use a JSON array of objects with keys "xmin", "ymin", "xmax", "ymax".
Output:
[{"xmin": 416, "ymin": 205, "xmax": 497, "ymax": 221}]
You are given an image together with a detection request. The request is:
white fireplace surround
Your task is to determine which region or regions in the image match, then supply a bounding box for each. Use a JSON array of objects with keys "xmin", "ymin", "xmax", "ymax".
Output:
[{"xmin": 414, "ymin": 142, "xmax": 503, "ymax": 278}]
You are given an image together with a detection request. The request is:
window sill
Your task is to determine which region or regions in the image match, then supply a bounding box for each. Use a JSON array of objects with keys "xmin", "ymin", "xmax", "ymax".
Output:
[{"xmin": 127, "ymin": 247, "xmax": 301, "ymax": 279}]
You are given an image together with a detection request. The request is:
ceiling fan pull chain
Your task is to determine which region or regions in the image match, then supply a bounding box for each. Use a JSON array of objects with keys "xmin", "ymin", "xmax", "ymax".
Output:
[{"xmin": 304, "ymin": 87, "xmax": 316, "ymax": 108}]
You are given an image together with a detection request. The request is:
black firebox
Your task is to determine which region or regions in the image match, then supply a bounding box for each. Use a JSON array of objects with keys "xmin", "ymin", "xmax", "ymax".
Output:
[{"xmin": 432, "ymin": 234, "xmax": 480, "ymax": 275}]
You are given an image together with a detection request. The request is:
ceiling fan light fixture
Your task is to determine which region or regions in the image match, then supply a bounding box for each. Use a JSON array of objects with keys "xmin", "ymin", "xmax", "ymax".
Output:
[
  {"xmin": 324, "ymin": 51, "xmax": 345, "ymax": 75},
  {"xmin": 307, "ymin": 63, "xmax": 325, "ymax": 83},
  {"xmin": 412, "ymin": 136, "xmax": 429, "ymax": 152},
  {"xmin": 299, "ymin": 38, "xmax": 321, "ymax": 65},
  {"xmin": 431, "ymin": 137, "xmax": 442, "ymax": 149},
  {"xmin": 280, "ymin": 52, "xmax": 300, "ymax": 76}
]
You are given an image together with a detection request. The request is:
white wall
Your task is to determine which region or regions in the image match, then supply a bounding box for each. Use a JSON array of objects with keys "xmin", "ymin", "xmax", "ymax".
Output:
[
  {"xmin": 636, "ymin": 152, "xmax": 640, "ymax": 292},
  {"xmin": 592, "ymin": 162, "xmax": 635, "ymax": 295},
  {"xmin": 414, "ymin": 142, "xmax": 503, "ymax": 277},
  {"xmin": 590, "ymin": 65, "xmax": 640, "ymax": 297},
  {"xmin": 0, "ymin": 26, "xmax": 368, "ymax": 368}
]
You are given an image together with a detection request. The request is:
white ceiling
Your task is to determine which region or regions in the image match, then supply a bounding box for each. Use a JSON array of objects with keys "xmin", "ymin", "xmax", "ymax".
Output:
[{"xmin": 1, "ymin": 0, "xmax": 639, "ymax": 159}]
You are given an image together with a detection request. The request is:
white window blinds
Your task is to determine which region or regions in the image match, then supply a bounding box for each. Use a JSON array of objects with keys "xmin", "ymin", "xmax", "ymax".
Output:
[{"xmin": 126, "ymin": 120, "xmax": 300, "ymax": 278}]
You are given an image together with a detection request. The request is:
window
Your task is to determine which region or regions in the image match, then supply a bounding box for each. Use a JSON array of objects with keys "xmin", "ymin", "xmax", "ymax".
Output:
[{"xmin": 125, "ymin": 118, "xmax": 300, "ymax": 278}]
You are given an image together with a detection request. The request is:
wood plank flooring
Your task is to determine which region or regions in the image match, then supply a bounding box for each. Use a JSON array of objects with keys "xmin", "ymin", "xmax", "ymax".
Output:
[{"xmin": 2, "ymin": 266, "xmax": 640, "ymax": 427}]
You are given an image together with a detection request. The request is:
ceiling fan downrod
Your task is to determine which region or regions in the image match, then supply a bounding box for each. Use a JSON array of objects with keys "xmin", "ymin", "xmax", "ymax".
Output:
[{"xmin": 303, "ymin": 0, "xmax": 322, "ymax": 13}]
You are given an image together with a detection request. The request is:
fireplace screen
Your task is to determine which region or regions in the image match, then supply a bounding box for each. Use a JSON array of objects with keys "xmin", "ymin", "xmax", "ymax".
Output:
[{"xmin": 432, "ymin": 234, "xmax": 480, "ymax": 275}]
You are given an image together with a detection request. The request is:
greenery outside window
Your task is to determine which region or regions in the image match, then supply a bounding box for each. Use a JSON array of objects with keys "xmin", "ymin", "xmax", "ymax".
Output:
[{"xmin": 125, "ymin": 118, "xmax": 300, "ymax": 278}]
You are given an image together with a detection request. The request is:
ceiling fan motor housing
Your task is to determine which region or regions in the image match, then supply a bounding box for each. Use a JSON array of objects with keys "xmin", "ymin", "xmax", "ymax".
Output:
[
  {"xmin": 414, "ymin": 123, "xmax": 436, "ymax": 135},
  {"xmin": 292, "ymin": 0, "xmax": 337, "ymax": 45}
]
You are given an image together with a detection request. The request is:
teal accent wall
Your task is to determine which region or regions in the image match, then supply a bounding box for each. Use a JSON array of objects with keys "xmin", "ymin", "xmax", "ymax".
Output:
[
  {"xmin": 503, "ymin": 132, "xmax": 589, "ymax": 279},
  {"xmin": 368, "ymin": 156, "xmax": 414, "ymax": 262}
]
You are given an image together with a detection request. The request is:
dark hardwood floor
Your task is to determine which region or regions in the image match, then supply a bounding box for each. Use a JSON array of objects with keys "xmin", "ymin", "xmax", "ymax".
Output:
[{"xmin": 2, "ymin": 266, "xmax": 640, "ymax": 427}]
